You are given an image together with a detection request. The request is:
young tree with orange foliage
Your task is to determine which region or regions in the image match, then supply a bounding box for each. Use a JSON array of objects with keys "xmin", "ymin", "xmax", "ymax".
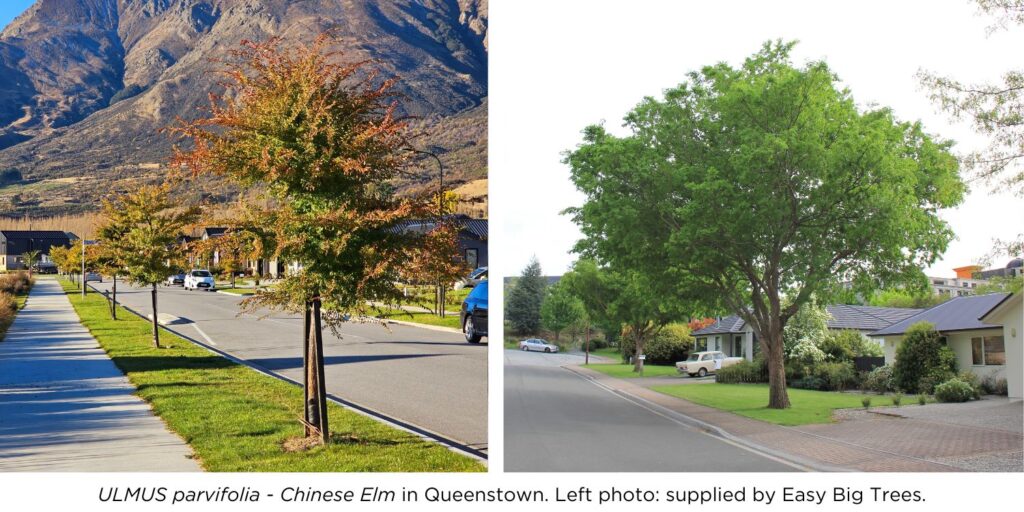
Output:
[{"xmin": 172, "ymin": 37, "xmax": 451, "ymax": 444}]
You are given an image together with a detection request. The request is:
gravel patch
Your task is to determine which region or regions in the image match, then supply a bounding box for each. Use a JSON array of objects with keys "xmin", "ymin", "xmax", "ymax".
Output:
[{"xmin": 934, "ymin": 449, "xmax": 1023, "ymax": 472}]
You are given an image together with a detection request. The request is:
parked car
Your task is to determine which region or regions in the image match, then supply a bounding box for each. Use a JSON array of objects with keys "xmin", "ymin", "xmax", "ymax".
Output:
[
  {"xmin": 519, "ymin": 338, "xmax": 559, "ymax": 353},
  {"xmin": 165, "ymin": 272, "xmax": 186, "ymax": 286},
  {"xmin": 84, "ymin": 272, "xmax": 102, "ymax": 283},
  {"xmin": 675, "ymin": 351, "xmax": 743, "ymax": 377},
  {"xmin": 460, "ymin": 279, "xmax": 488, "ymax": 343},
  {"xmin": 33, "ymin": 264, "xmax": 57, "ymax": 274},
  {"xmin": 184, "ymin": 269, "xmax": 216, "ymax": 291},
  {"xmin": 464, "ymin": 267, "xmax": 488, "ymax": 287}
]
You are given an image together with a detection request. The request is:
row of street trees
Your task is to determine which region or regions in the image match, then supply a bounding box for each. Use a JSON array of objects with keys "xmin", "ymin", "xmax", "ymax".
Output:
[
  {"xmin": 564, "ymin": 40, "xmax": 967, "ymax": 409},
  {"xmin": 54, "ymin": 36, "xmax": 463, "ymax": 444}
]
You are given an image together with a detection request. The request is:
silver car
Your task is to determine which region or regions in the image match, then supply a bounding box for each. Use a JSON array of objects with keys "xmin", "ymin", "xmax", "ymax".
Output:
[{"xmin": 518, "ymin": 338, "xmax": 559, "ymax": 353}]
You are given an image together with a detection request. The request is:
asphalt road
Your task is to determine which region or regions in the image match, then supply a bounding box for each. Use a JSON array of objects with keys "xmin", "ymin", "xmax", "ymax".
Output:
[
  {"xmin": 88, "ymin": 281, "xmax": 487, "ymax": 453},
  {"xmin": 504, "ymin": 349, "xmax": 794, "ymax": 471}
]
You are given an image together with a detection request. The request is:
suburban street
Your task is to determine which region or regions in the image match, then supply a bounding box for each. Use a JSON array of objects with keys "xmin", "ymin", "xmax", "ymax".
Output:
[
  {"xmin": 504, "ymin": 349, "xmax": 795, "ymax": 471},
  {"xmin": 88, "ymin": 282, "xmax": 487, "ymax": 454}
]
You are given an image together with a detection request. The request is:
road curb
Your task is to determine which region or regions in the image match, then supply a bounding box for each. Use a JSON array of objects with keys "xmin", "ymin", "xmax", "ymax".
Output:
[
  {"xmin": 562, "ymin": 365, "xmax": 843, "ymax": 472},
  {"xmin": 381, "ymin": 317, "xmax": 462, "ymax": 334}
]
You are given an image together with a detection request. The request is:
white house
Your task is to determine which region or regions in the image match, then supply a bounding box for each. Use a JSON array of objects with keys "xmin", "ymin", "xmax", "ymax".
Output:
[
  {"xmin": 692, "ymin": 304, "xmax": 923, "ymax": 360},
  {"xmin": 870, "ymin": 293, "xmax": 1021, "ymax": 399}
]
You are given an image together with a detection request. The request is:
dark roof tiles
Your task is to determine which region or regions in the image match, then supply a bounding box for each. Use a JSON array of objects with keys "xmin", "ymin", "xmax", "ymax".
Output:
[{"xmin": 870, "ymin": 293, "xmax": 1012, "ymax": 336}]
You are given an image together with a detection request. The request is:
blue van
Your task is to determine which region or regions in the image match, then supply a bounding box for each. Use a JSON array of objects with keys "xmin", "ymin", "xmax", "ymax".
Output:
[{"xmin": 460, "ymin": 279, "xmax": 488, "ymax": 343}]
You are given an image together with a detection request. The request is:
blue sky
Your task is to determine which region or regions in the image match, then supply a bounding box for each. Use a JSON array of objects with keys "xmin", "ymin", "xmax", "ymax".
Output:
[{"xmin": 0, "ymin": 1, "xmax": 33, "ymax": 30}]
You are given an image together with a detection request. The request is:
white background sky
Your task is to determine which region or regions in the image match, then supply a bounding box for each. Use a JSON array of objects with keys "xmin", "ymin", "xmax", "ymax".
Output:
[{"xmin": 490, "ymin": 0, "xmax": 1024, "ymax": 279}]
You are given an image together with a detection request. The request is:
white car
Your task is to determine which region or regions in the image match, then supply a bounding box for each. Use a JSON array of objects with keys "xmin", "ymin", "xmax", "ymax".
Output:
[
  {"xmin": 165, "ymin": 272, "xmax": 186, "ymax": 286},
  {"xmin": 676, "ymin": 351, "xmax": 743, "ymax": 377},
  {"xmin": 518, "ymin": 338, "xmax": 559, "ymax": 353},
  {"xmin": 184, "ymin": 269, "xmax": 216, "ymax": 291}
]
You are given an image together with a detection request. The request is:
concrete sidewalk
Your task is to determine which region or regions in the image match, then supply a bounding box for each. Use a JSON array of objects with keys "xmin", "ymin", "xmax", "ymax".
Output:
[
  {"xmin": 0, "ymin": 279, "xmax": 199, "ymax": 471},
  {"xmin": 568, "ymin": 365, "xmax": 1023, "ymax": 471}
]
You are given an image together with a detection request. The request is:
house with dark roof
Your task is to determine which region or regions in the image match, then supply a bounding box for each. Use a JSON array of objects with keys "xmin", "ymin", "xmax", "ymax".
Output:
[
  {"xmin": 691, "ymin": 305, "xmax": 923, "ymax": 360},
  {"xmin": 0, "ymin": 230, "xmax": 75, "ymax": 271},
  {"xmin": 391, "ymin": 215, "xmax": 488, "ymax": 269},
  {"xmin": 870, "ymin": 292, "xmax": 1021, "ymax": 398}
]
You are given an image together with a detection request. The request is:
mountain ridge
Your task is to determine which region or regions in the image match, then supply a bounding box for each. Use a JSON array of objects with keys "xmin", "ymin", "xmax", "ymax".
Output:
[{"xmin": 0, "ymin": 0, "xmax": 488, "ymax": 216}]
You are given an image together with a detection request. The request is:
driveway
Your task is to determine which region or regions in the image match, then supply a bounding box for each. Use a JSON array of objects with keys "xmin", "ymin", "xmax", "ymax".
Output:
[
  {"xmin": 89, "ymin": 281, "xmax": 487, "ymax": 455},
  {"xmin": 812, "ymin": 399, "xmax": 1023, "ymax": 471},
  {"xmin": 504, "ymin": 349, "xmax": 797, "ymax": 472}
]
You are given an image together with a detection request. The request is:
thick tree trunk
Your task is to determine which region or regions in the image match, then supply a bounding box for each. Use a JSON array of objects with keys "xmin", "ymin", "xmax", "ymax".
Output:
[
  {"xmin": 765, "ymin": 325, "xmax": 790, "ymax": 409},
  {"xmin": 633, "ymin": 336, "xmax": 645, "ymax": 374},
  {"xmin": 303, "ymin": 298, "xmax": 329, "ymax": 443},
  {"xmin": 151, "ymin": 284, "xmax": 160, "ymax": 348}
]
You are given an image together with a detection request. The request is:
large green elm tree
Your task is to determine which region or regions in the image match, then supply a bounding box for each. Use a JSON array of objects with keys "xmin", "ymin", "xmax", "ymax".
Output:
[{"xmin": 565, "ymin": 41, "xmax": 965, "ymax": 408}]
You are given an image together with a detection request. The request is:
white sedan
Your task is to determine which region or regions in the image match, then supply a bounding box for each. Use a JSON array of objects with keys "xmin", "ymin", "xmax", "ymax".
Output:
[
  {"xmin": 518, "ymin": 338, "xmax": 559, "ymax": 353},
  {"xmin": 184, "ymin": 269, "xmax": 216, "ymax": 291}
]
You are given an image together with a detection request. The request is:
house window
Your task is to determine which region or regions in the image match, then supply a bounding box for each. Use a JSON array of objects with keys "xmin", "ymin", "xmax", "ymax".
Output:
[
  {"xmin": 734, "ymin": 335, "xmax": 743, "ymax": 358},
  {"xmin": 971, "ymin": 336, "xmax": 1006, "ymax": 366},
  {"xmin": 713, "ymin": 335, "xmax": 721, "ymax": 351},
  {"xmin": 465, "ymin": 248, "xmax": 479, "ymax": 270}
]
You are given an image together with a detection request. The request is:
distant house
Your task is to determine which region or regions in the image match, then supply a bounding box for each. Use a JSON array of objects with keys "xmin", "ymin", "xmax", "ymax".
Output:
[
  {"xmin": 870, "ymin": 292, "xmax": 1022, "ymax": 398},
  {"xmin": 0, "ymin": 230, "xmax": 75, "ymax": 271},
  {"xmin": 691, "ymin": 305, "xmax": 923, "ymax": 360},
  {"xmin": 391, "ymin": 215, "xmax": 488, "ymax": 270}
]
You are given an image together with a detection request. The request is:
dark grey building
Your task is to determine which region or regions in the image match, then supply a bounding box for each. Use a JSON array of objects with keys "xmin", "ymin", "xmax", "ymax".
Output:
[{"xmin": 0, "ymin": 230, "xmax": 75, "ymax": 271}]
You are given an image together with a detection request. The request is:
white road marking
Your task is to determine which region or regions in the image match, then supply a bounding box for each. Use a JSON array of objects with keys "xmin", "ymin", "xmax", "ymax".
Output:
[{"xmin": 191, "ymin": 324, "xmax": 216, "ymax": 346}]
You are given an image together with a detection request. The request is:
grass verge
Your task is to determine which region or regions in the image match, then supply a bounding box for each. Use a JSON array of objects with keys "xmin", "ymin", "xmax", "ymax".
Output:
[
  {"xmin": 583, "ymin": 363, "xmax": 680, "ymax": 378},
  {"xmin": 218, "ymin": 288, "xmax": 255, "ymax": 296},
  {"xmin": 374, "ymin": 308, "xmax": 461, "ymax": 330},
  {"xmin": 58, "ymin": 278, "xmax": 482, "ymax": 472},
  {"xmin": 651, "ymin": 383, "xmax": 900, "ymax": 426}
]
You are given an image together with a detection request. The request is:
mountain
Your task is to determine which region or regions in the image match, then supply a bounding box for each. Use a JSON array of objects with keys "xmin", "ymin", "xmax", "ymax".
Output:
[{"xmin": 0, "ymin": 0, "xmax": 487, "ymax": 216}]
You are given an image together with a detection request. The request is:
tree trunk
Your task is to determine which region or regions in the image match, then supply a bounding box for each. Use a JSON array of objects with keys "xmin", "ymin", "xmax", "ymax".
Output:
[
  {"xmin": 150, "ymin": 284, "xmax": 161, "ymax": 348},
  {"xmin": 585, "ymin": 325, "xmax": 591, "ymax": 365},
  {"xmin": 111, "ymin": 275, "xmax": 117, "ymax": 320},
  {"xmin": 765, "ymin": 325, "xmax": 790, "ymax": 409},
  {"xmin": 303, "ymin": 298, "xmax": 329, "ymax": 443},
  {"xmin": 633, "ymin": 336, "xmax": 645, "ymax": 374}
]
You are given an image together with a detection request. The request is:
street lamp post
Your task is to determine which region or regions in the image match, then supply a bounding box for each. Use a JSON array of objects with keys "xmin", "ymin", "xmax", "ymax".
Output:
[{"xmin": 411, "ymin": 149, "xmax": 446, "ymax": 317}]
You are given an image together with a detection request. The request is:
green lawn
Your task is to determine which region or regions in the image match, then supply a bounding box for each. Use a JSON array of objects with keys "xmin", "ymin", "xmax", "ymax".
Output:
[
  {"xmin": 373, "ymin": 308, "xmax": 462, "ymax": 330},
  {"xmin": 589, "ymin": 347, "xmax": 623, "ymax": 362},
  {"xmin": 58, "ymin": 278, "xmax": 482, "ymax": 472},
  {"xmin": 583, "ymin": 363, "xmax": 680, "ymax": 378},
  {"xmin": 651, "ymin": 383, "xmax": 899, "ymax": 426},
  {"xmin": 218, "ymin": 287, "xmax": 255, "ymax": 296}
]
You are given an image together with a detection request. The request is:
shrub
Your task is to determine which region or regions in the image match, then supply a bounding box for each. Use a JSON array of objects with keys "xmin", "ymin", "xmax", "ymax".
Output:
[
  {"xmin": 820, "ymin": 330, "xmax": 884, "ymax": 362},
  {"xmin": 861, "ymin": 396, "xmax": 871, "ymax": 409},
  {"xmin": 862, "ymin": 365, "xmax": 895, "ymax": 394},
  {"xmin": 957, "ymin": 370, "xmax": 983, "ymax": 400},
  {"xmin": 794, "ymin": 361, "xmax": 858, "ymax": 391},
  {"xmin": 993, "ymin": 378, "xmax": 1009, "ymax": 396},
  {"xmin": 715, "ymin": 358, "xmax": 768, "ymax": 384},
  {"xmin": 786, "ymin": 337, "xmax": 826, "ymax": 367},
  {"xmin": 0, "ymin": 290, "xmax": 17, "ymax": 311},
  {"xmin": 917, "ymin": 394, "xmax": 927, "ymax": 405},
  {"xmin": 893, "ymin": 322, "xmax": 958, "ymax": 394},
  {"xmin": 892, "ymin": 393, "xmax": 903, "ymax": 407},
  {"xmin": 0, "ymin": 271, "xmax": 32, "ymax": 295},
  {"xmin": 640, "ymin": 324, "xmax": 693, "ymax": 365},
  {"xmin": 934, "ymin": 378, "xmax": 975, "ymax": 403},
  {"xmin": 979, "ymin": 375, "xmax": 1009, "ymax": 396}
]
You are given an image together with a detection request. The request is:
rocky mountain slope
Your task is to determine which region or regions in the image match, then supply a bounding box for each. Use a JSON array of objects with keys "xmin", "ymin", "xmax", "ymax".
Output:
[{"xmin": 0, "ymin": 0, "xmax": 487, "ymax": 216}]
